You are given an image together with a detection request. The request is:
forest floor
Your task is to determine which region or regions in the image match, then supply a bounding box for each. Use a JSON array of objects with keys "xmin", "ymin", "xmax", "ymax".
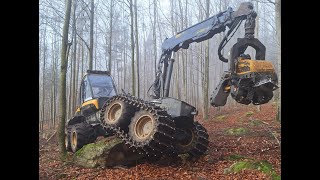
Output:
[{"xmin": 39, "ymin": 102, "xmax": 281, "ymax": 180}]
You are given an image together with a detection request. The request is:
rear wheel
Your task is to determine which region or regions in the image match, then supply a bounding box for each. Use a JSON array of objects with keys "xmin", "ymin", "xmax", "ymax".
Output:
[
  {"xmin": 130, "ymin": 113, "xmax": 155, "ymax": 143},
  {"xmin": 174, "ymin": 121, "xmax": 209, "ymax": 157},
  {"xmin": 174, "ymin": 128, "xmax": 195, "ymax": 154},
  {"xmin": 70, "ymin": 123, "xmax": 96, "ymax": 153},
  {"xmin": 128, "ymin": 110, "xmax": 175, "ymax": 156}
]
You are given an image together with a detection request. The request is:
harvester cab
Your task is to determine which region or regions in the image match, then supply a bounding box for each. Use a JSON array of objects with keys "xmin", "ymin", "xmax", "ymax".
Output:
[
  {"xmin": 76, "ymin": 70, "xmax": 117, "ymax": 117},
  {"xmin": 65, "ymin": 70, "xmax": 117, "ymax": 152}
]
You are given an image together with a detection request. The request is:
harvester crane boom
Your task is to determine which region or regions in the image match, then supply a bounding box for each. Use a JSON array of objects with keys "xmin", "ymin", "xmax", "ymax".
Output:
[{"xmin": 151, "ymin": 2, "xmax": 257, "ymax": 99}]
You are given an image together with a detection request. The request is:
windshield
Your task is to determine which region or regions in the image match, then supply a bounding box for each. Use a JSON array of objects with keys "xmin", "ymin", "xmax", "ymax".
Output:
[{"xmin": 87, "ymin": 74, "xmax": 117, "ymax": 98}]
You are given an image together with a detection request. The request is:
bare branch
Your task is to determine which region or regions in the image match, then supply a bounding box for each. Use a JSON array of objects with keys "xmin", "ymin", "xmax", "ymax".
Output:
[
  {"xmin": 156, "ymin": 0, "xmax": 174, "ymax": 31},
  {"xmin": 118, "ymin": 0, "xmax": 130, "ymax": 9},
  {"xmin": 75, "ymin": 2, "xmax": 91, "ymax": 21},
  {"xmin": 266, "ymin": 0, "xmax": 276, "ymax": 5},
  {"xmin": 260, "ymin": 16, "xmax": 276, "ymax": 32},
  {"xmin": 43, "ymin": 0, "xmax": 64, "ymax": 20},
  {"xmin": 260, "ymin": 120, "xmax": 281, "ymax": 145},
  {"xmin": 41, "ymin": 20, "xmax": 63, "ymax": 38},
  {"xmin": 76, "ymin": 30, "xmax": 90, "ymax": 50},
  {"xmin": 79, "ymin": 0, "xmax": 91, "ymax": 18}
]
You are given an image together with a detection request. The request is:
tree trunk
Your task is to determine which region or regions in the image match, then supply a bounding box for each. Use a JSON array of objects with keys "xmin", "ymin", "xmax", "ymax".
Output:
[
  {"xmin": 134, "ymin": 0, "xmax": 140, "ymax": 97},
  {"xmin": 81, "ymin": 28, "xmax": 84, "ymax": 77},
  {"xmin": 50, "ymin": 40, "xmax": 54, "ymax": 129},
  {"xmin": 143, "ymin": 16, "xmax": 147, "ymax": 99},
  {"xmin": 94, "ymin": 11, "xmax": 98, "ymax": 70},
  {"xmin": 203, "ymin": 0, "xmax": 210, "ymax": 120},
  {"xmin": 75, "ymin": 30, "xmax": 81, "ymax": 111},
  {"xmin": 184, "ymin": 0, "xmax": 188, "ymax": 101},
  {"xmin": 153, "ymin": 0, "xmax": 157, "ymax": 79},
  {"xmin": 53, "ymin": 28, "xmax": 58, "ymax": 128},
  {"xmin": 217, "ymin": 0, "xmax": 226, "ymax": 112},
  {"xmin": 89, "ymin": 0, "xmax": 94, "ymax": 70},
  {"xmin": 124, "ymin": 38, "xmax": 126, "ymax": 90},
  {"xmin": 39, "ymin": 28, "xmax": 43, "ymax": 124},
  {"xmin": 255, "ymin": 1, "xmax": 261, "ymax": 112},
  {"xmin": 52, "ymin": 40, "xmax": 56, "ymax": 128},
  {"xmin": 68, "ymin": 55, "xmax": 73, "ymax": 118},
  {"xmin": 123, "ymin": 23, "xmax": 127, "ymax": 90},
  {"xmin": 275, "ymin": 0, "xmax": 281, "ymax": 121},
  {"xmin": 42, "ymin": 27, "xmax": 47, "ymax": 122},
  {"xmin": 177, "ymin": 0, "xmax": 185, "ymax": 101},
  {"xmin": 130, "ymin": 0, "xmax": 135, "ymax": 95},
  {"xmin": 108, "ymin": 0, "xmax": 114, "ymax": 74},
  {"xmin": 58, "ymin": 0, "xmax": 72, "ymax": 159}
]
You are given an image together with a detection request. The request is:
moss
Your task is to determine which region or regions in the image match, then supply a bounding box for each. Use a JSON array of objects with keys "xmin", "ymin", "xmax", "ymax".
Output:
[
  {"xmin": 225, "ymin": 127, "xmax": 248, "ymax": 135},
  {"xmin": 73, "ymin": 137, "xmax": 123, "ymax": 168},
  {"xmin": 74, "ymin": 146, "xmax": 85, "ymax": 157},
  {"xmin": 224, "ymin": 160, "xmax": 280, "ymax": 180},
  {"xmin": 216, "ymin": 115, "xmax": 226, "ymax": 120},
  {"xmin": 74, "ymin": 138, "xmax": 122, "ymax": 157},
  {"xmin": 271, "ymin": 171, "xmax": 281, "ymax": 180},
  {"xmin": 256, "ymin": 160, "xmax": 273, "ymax": 174},
  {"xmin": 245, "ymin": 111, "xmax": 254, "ymax": 116},
  {"xmin": 249, "ymin": 119, "xmax": 263, "ymax": 126},
  {"xmin": 224, "ymin": 161, "xmax": 254, "ymax": 174},
  {"xmin": 226, "ymin": 154, "xmax": 254, "ymax": 161}
]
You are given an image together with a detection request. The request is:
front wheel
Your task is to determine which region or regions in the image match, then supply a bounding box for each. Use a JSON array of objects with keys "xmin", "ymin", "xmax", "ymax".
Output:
[
  {"xmin": 65, "ymin": 126, "xmax": 72, "ymax": 152},
  {"xmin": 101, "ymin": 99, "xmax": 137, "ymax": 133},
  {"xmin": 70, "ymin": 123, "xmax": 96, "ymax": 153}
]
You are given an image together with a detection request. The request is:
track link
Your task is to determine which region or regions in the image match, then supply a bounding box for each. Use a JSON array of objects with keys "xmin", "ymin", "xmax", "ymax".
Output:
[{"xmin": 188, "ymin": 121, "xmax": 209, "ymax": 156}]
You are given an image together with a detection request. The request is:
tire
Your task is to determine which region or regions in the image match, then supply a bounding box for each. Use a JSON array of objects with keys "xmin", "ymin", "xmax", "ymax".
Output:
[
  {"xmin": 102, "ymin": 99, "xmax": 137, "ymax": 132},
  {"xmin": 174, "ymin": 121, "xmax": 209, "ymax": 157},
  {"xmin": 65, "ymin": 126, "xmax": 72, "ymax": 152},
  {"xmin": 70, "ymin": 122, "xmax": 96, "ymax": 153},
  {"xmin": 128, "ymin": 110, "xmax": 158, "ymax": 144},
  {"xmin": 128, "ymin": 110, "xmax": 175, "ymax": 156}
]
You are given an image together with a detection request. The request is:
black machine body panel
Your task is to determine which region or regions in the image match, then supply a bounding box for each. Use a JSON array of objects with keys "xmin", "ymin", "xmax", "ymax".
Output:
[{"xmin": 151, "ymin": 97, "xmax": 197, "ymax": 128}]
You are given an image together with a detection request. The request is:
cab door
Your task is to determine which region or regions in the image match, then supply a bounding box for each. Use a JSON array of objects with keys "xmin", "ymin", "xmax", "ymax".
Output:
[{"xmin": 75, "ymin": 76, "xmax": 97, "ymax": 116}]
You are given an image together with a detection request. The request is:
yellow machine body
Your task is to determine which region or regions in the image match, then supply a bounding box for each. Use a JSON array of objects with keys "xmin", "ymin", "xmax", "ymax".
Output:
[
  {"xmin": 76, "ymin": 99, "xmax": 99, "ymax": 113},
  {"xmin": 236, "ymin": 59, "xmax": 275, "ymax": 75}
]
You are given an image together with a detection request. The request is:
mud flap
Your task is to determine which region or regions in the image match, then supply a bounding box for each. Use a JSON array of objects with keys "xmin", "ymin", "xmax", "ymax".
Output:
[{"xmin": 210, "ymin": 72, "xmax": 231, "ymax": 107}]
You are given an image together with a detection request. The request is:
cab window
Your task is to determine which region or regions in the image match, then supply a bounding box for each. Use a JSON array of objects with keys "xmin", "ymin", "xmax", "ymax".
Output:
[
  {"xmin": 87, "ymin": 74, "xmax": 117, "ymax": 98},
  {"xmin": 81, "ymin": 76, "xmax": 93, "ymax": 102}
]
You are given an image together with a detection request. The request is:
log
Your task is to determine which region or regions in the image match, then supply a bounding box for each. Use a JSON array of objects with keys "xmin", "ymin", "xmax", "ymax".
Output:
[{"xmin": 72, "ymin": 136, "xmax": 144, "ymax": 168}]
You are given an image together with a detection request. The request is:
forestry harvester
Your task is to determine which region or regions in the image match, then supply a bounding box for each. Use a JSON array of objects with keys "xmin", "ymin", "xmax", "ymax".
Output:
[{"xmin": 65, "ymin": 2, "xmax": 278, "ymax": 159}]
